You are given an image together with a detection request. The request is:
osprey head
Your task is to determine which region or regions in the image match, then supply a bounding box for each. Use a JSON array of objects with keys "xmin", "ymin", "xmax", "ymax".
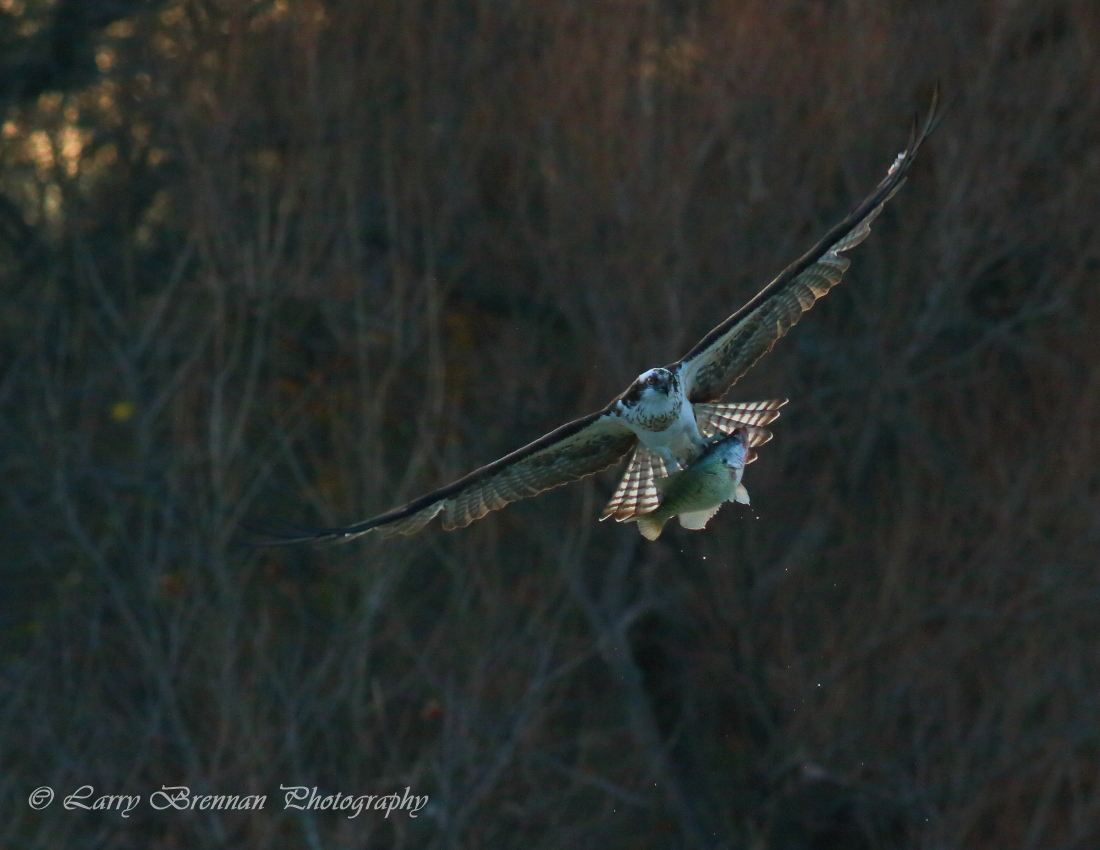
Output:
[{"xmin": 622, "ymin": 368, "xmax": 676, "ymax": 407}]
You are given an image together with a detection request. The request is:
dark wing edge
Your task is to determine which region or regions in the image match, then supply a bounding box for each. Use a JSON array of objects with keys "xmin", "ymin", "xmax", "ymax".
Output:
[
  {"xmin": 675, "ymin": 89, "xmax": 939, "ymax": 404},
  {"xmin": 248, "ymin": 410, "xmax": 637, "ymax": 544}
]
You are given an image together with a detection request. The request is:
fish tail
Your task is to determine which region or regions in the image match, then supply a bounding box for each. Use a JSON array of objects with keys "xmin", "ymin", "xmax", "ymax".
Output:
[{"xmin": 636, "ymin": 514, "xmax": 667, "ymax": 541}]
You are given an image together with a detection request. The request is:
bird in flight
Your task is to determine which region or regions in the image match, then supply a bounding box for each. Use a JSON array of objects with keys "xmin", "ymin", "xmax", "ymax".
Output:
[
  {"xmin": 632, "ymin": 427, "xmax": 752, "ymax": 541},
  {"xmin": 261, "ymin": 93, "xmax": 937, "ymax": 543}
]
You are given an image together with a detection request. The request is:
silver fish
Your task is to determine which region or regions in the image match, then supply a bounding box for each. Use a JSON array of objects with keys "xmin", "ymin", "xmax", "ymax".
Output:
[{"xmin": 633, "ymin": 428, "xmax": 751, "ymax": 541}]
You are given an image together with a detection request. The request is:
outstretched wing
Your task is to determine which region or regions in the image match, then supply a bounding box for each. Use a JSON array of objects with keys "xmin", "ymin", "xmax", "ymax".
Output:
[
  {"xmin": 675, "ymin": 91, "xmax": 938, "ymax": 404},
  {"xmin": 259, "ymin": 412, "xmax": 637, "ymax": 543}
]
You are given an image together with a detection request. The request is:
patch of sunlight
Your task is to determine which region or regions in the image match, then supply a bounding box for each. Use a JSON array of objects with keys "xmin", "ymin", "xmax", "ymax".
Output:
[
  {"xmin": 28, "ymin": 130, "xmax": 54, "ymax": 175},
  {"xmin": 107, "ymin": 18, "xmax": 135, "ymax": 38},
  {"xmin": 43, "ymin": 182, "xmax": 61, "ymax": 221},
  {"xmin": 110, "ymin": 400, "xmax": 135, "ymax": 422},
  {"xmin": 59, "ymin": 124, "xmax": 85, "ymax": 176},
  {"xmin": 154, "ymin": 32, "xmax": 179, "ymax": 59},
  {"xmin": 37, "ymin": 92, "xmax": 61, "ymax": 114},
  {"xmin": 96, "ymin": 47, "xmax": 116, "ymax": 72},
  {"xmin": 249, "ymin": 1, "xmax": 291, "ymax": 32},
  {"xmin": 252, "ymin": 148, "xmax": 282, "ymax": 173},
  {"xmin": 94, "ymin": 80, "xmax": 121, "ymax": 124},
  {"xmin": 159, "ymin": 5, "xmax": 184, "ymax": 27}
]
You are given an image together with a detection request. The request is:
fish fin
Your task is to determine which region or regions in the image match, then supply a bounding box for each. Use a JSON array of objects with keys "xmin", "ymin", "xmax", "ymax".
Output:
[
  {"xmin": 636, "ymin": 515, "xmax": 666, "ymax": 540},
  {"xmin": 733, "ymin": 484, "xmax": 750, "ymax": 504},
  {"xmin": 678, "ymin": 505, "xmax": 722, "ymax": 530}
]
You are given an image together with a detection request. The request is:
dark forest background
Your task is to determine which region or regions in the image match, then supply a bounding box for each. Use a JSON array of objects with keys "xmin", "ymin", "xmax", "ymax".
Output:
[{"xmin": 3, "ymin": 1, "xmax": 1100, "ymax": 847}]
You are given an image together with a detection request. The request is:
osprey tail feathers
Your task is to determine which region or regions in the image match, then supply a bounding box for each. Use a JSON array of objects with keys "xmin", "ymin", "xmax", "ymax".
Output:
[
  {"xmin": 694, "ymin": 399, "xmax": 786, "ymax": 439},
  {"xmin": 600, "ymin": 446, "xmax": 668, "ymax": 522}
]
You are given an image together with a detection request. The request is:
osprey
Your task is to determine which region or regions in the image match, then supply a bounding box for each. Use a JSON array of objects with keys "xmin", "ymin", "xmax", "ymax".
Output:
[{"xmin": 263, "ymin": 94, "xmax": 937, "ymax": 543}]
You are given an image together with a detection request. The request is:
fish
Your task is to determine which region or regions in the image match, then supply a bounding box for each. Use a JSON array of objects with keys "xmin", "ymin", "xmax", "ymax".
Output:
[{"xmin": 633, "ymin": 428, "xmax": 751, "ymax": 541}]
